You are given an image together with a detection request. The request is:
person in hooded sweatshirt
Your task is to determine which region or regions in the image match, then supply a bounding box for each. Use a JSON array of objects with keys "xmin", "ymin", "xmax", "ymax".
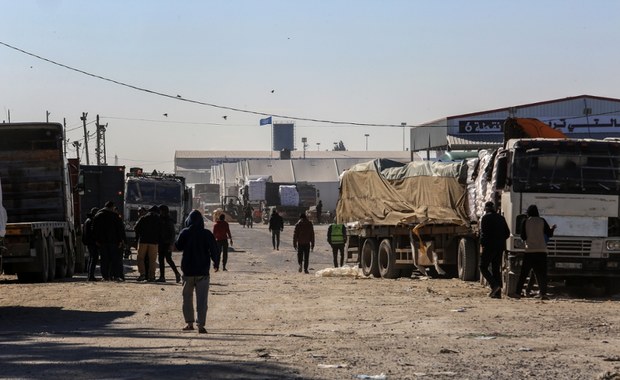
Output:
[{"xmin": 175, "ymin": 210, "xmax": 220, "ymax": 334}]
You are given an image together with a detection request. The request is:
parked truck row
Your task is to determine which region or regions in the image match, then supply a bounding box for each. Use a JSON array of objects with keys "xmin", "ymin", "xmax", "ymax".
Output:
[{"xmin": 338, "ymin": 118, "xmax": 620, "ymax": 295}]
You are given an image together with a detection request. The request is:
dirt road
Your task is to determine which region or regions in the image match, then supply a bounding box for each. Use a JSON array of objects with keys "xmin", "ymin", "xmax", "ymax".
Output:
[{"xmin": 1, "ymin": 221, "xmax": 620, "ymax": 379}]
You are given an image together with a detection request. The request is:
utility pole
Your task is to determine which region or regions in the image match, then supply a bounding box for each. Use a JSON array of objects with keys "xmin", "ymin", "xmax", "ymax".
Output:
[
  {"xmin": 401, "ymin": 122, "xmax": 406, "ymax": 151},
  {"xmin": 46, "ymin": 111, "xmax": 51, "ymax": 122},
  {"xmin": 72, "ymin": 141, "xmax": 82, "ymax": 163},
  {"xmin": 95, "ymin": 114, "xmax": 107, "ymax": 165},
  {"xmin": 63, "ymin": 118, "xmax": 67, "ymax": 157},
  {"xmin": 81, "ymin": 112, "xmax": 90, "ymax": 165}
]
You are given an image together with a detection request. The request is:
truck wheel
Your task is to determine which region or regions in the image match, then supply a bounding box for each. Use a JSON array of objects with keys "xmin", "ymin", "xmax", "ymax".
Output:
[
  {"xmin": 55, "ymin": 241, "xmax": 68, "ymax": 279},
  {"xmin": 457, "ymin": 237, "xmax": 477, "ymax": 281},
  {"xmin": 378, "ymin": 239, "xmax": 400, "ymax": 279},
  {"xmin": 361, "ymin": 239, "xmax": 380, "ymax": 278},
  {"xmin": 47, "ymin": 236, "xmax": 56, "ymax": 281},
  {"xmin": 29, "ymin": 235, "xmax": 50, "ymax": 283},
  {"xmin": 65, "ymin": 237, "xmax": 75, "ymax": 278}
]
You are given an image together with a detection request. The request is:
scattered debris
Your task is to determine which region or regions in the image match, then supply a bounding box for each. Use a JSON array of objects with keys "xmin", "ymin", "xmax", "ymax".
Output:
[
  {"xmin": 317, "ymin": 363, "xmax": 348, "ymax": 368},
  {"xmin": 518, "ymin": 347, "xmax": 533, "ymax": 352},
  {"xmin": 354, "ymin": 374, "xmax": 387, "ymax": 380},
  {"xmin": 439, "ymin": 348, "xmax": 458, "ymax": 354},
  {"xmin": 451, "ymin": 307, "xmax": 466, "ymax": 312}
]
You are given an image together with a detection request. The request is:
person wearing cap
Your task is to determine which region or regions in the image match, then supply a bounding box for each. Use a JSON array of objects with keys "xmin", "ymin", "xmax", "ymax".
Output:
[
  {"xmin": 479, "ymin": 201, "xmax": 510, "ymax": 298},
  {"xmin": 134, "ymin": 205, "xmax": 161, "ymax": 282},
  {"xmin": 293, "ymin": 213, "xmax": 315, "ymax": 274},
  {"xmin": 83, "ymin": 207, "xmax": 100, "ymax": 281}
]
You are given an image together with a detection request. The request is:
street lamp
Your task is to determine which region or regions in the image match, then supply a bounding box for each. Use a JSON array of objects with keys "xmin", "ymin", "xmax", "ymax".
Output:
[
  {"xmin": 364, "ymin": 134, "xmax": 370, "ymax": 151},
  {"xmin": 316, "ymin": 142, "xmax": 321, "ymax": 151},
  {"xmin": 301, "ymin": 137, "xmax": 308, "ymax": 159},
  {"xmin": 401, "ymin": 122, "xmax": 407, "ymax": 151}
]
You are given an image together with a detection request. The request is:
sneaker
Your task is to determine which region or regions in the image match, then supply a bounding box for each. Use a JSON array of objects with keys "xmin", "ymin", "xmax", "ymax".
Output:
[
  {"xmin": 175, "ymin": 273, "xmax": 182, "ymax": 283},
  {"xmin": 298, "ymin": 266, "xmax": 302, "ymax": 273},
  {"xmin": 136, "ymin": 275, "xmax": 146, "ymax": 282},
  {"xmin": 182, "ymin": 324, "xmax": 194, "ymax": 331},
  {"xmin": 223, "ymin": 268, "xmax": 228, "ymax": 271},
  {"xmin": 147, "ymin": 277, "xmax": 156, "ymax": 282},
  {"xmin": 155, "ymin": 277, "xmax": 166, "ymax": 283},
  {"xmin": 198, "ymin": 326, "xmax": 207, "ymax": 334},
  {"xmin": 304, "ymin": 270, "xmax": 309, "ymax": 274}
]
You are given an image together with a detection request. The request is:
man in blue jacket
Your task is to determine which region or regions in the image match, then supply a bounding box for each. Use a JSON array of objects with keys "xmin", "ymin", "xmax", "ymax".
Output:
[{"xmin": 175, "ymin": 210, "xmax": 220, "ymax": 334}]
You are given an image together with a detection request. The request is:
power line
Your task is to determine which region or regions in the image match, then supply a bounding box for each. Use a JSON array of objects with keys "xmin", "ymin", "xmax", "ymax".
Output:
[{"xmin": 0, "ymin": 40, "xmax": 403, "ymax": 128}]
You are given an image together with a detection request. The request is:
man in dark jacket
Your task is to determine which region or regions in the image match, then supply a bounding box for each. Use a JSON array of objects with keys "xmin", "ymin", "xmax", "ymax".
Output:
[
  {"xmin": 157, "ymin": 204, "xmax": 181, "ymax": 283},
  {"xmin": 135, "ymin": 205, "xmax": 161, "ymax": 282},
  {"xmin": 268, "ymin": 210, "xmax": 284, "ymax": 250},
  {"xmin": 92, "ymin": 201, "xmax": 126, "ymax": 281},
  {"xmin": 479, "ymin": 201, "xmax": 510, "ymax": 298},
  {"xmin": 293, "ymin": 213, "xmax": 315, "ymax": 274},
  {"xmin": 175, "ymin": 210, "xmax": 220, "ymax": 334},
  {"xmin": 83, "ymin": 207, "xmax": 100, "ymax": 281}
]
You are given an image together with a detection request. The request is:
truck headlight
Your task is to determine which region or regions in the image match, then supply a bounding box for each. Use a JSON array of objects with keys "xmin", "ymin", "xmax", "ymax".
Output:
[{"xmin": 606, "ymin": 240, "xmax": 620, "ymax": 251}]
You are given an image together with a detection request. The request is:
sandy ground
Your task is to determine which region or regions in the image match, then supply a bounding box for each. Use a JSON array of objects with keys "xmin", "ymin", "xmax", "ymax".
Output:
[{"xmin": 1, "ymin": 221, "xmax": 620, "ymax": 380}]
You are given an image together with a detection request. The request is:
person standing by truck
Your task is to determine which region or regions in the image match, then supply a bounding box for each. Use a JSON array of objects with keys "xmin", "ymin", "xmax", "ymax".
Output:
[
  {"xmin": 316, "ymin": 200, "xmax": 323, "ymax": 224},
  {"xmin": 157, "ymin": 205, "xmax": 182, "ymax": 283},
  {"xmin": 268, "ymin": 209, "xmax": 284, "ymax": 250},
  {"xmin": 93, "ymin": 201, "xmax": 126, "ymax": 281},
  {"xmin": 83, "ymin": 207, "xmax": 100, "ymax": 281},
  {"xmin": 515, "ymin": 204, "xmax": 556, "ymax": 300},
  {"xmin": 293, "ymin": 213, "xmax": 315, "ymax": 274},
  {"xmin": 327, "ymin": 220, "xmax": 347, "ymax": 267},
  {"xmin": 479, "ymin": 201, "xmax": 510, "ymax": 298},
  {"xmin": 213, "ymin": 213, "xmax": 233, "ymax": 271},
  {"xmin": 135, "ymin": 205, "xmax": 161, "ymax": 282}
]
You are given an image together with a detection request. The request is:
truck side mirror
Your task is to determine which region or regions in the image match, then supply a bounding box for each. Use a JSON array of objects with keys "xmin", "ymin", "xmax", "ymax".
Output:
[
  {"xmin": 494, "ymin": 150, "xmax": 508, "ymax": 190},
  {"xmin": 515, "ymin": 214, "xmax": 527, "ymax": 235}
]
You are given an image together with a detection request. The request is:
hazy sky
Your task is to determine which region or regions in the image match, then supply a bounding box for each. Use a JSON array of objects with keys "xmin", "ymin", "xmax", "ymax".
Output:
[{"xmin": 1, "ymin": 0, "xmax": 619, "ymax": 172}]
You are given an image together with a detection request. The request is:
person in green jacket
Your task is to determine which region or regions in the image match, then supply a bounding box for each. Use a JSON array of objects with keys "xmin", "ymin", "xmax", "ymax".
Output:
[{"xmin": 327, "ymin": 221, "xmax": 347, "ymax": 267}]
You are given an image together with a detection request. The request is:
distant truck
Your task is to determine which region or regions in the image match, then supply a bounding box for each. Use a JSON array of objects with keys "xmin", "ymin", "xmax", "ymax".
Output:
[
  {"xmin": 194, "ymin": 183, "xmax": 221, "ymax": 217},
  {"xmin": 77, "ymin": 165, "xmax": 125, "ymax": 222},
  {"xmin": 338, "ymin": 118, "xmax": 620, "ymax": 295},
  {"xmin": 123, "ymin": 168, "xmax": 189, "ymax": 252},
  {"xmin": 0, "ymin": 122, "xmax": 83, "ymax": 282},
  {"xmin": 262, "ymin": 182, "xmax": 319, "ymax": 225}
]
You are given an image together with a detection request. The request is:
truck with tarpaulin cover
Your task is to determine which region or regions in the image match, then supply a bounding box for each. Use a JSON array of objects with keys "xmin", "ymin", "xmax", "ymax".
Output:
[
  {"xmin": 0, "ymin": 122, "xmax": 82, "ymax": 282},
  {"xmin": 338, "ymin": 117, "xmax": 620, "ymax": 295},
  {"xmin": 123, "ymin": 168, "xmax": 189, "ymax": 252}
]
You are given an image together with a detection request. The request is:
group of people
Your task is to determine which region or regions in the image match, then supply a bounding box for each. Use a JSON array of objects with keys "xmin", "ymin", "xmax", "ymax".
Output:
[{"xmin": 479, "ymin": 201, "xmax": 556, "ymax": 300}]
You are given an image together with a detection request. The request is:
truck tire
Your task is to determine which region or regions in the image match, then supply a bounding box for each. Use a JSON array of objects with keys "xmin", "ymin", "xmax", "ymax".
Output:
[
  {"xmin": 378, "ymin": 239, "xmax": 400, "ymax": 279},
  {"xmin": 47, "ymin": 236, "xmax": 56, "ymax": 281},
  {"xmin": 55, "ymin": 240, "xmax": 68, "ymax": 279},
  {"xmin": 457, "ymin": 237, "xmax": 477, "ymax": 281},
  {"xmin": 65, "ymin": 236, "xmax": 75, "ymax": 278},
  {"xmin": 361, "ymin": 239, "xmax": 380, "ymax": 278},
  {"xmin": 27, "ymin": 235, "xmax": 50, "ymax": 283}
]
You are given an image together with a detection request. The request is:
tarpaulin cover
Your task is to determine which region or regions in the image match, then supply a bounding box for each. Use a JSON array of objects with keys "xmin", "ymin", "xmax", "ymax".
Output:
[{"xmin": 336, "ymin": 159, "xmax": 470, "ymax": 226}]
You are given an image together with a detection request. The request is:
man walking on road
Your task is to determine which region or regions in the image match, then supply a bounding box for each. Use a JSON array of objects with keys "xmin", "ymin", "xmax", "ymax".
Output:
[
  {"xmin": 213, "ymin": 213, "xmax": 233, "ymax": 271},
  {"xmin": 268, "ymin": 209, "xmax": 284, "ymax": 250},
  {"xmin": 293, "ymin": 213, "xmax": 315, "ymax": 274},
  {"xmin": 157, "ymin": 204, "xmax": 182, "ymax": 283},
  {"xmin": 175, "ymin": 210, "xmax": 220, "ymax": 334},
  {"xmin": 479, "ymin": 201, "xmax": 510, "ymax": 298},
  {"xmin": 327, "ymin": 220, "xmax": 347, "ymax": 267}
]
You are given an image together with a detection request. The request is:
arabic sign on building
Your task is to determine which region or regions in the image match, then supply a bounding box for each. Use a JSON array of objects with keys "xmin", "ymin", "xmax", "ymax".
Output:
[
  {"xmin": 458, "ymin": 120, "xmax": 504, "ymax": 133},
  {"xmin": 458, "ymin": 117, "xmax": 620, "ymax": 134}
]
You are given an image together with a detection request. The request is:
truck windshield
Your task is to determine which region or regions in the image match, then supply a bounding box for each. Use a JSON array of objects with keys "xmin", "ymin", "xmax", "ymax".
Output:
[
  {"xmin": 126, "ymin": 179, "xmax": 182, "ymax": 204},
  {"xmin": 512, "ymin": 141, "xmax": 620, "ymax": 195}
]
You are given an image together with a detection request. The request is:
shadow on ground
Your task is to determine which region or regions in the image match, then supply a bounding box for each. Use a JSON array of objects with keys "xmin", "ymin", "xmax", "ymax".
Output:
[{"xmin": 0, "ymin": 306, "xmax": 301, "ymax": 379}]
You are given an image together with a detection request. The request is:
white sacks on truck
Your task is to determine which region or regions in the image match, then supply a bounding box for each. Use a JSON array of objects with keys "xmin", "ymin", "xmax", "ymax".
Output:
[
  {"xmin": 279, "ymin": 185, "xmax": 299, "ymax": 207},
  {"xmin": 247, "ymin": 178, "xmax": 267, "ymax": 202}
]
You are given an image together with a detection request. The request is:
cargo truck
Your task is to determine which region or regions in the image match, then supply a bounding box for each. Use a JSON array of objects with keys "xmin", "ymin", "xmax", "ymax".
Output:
[
  {"xmin": 0, "ymin": 122, "xmax": 82, "ymax": 282},
  {"xmin": 338, "ymin": 118, "xmax": 620, "ymax": 295},
  {"xmin": 77, "ymin": 165, "xmax": 125, "ymax": 223},
  {"xmin": 123, "ymin": 168, "xmax": 189, "ymax": 252},
  {"xmin": 261, "ymin": 182, "xmax": 319, "ymax": 225}
]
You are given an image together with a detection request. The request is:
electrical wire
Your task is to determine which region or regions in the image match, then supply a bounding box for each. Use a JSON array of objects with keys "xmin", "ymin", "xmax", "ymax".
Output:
[{"xmin": 0, "ymin": 40, "xmax": 404, "ymax": 128}]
